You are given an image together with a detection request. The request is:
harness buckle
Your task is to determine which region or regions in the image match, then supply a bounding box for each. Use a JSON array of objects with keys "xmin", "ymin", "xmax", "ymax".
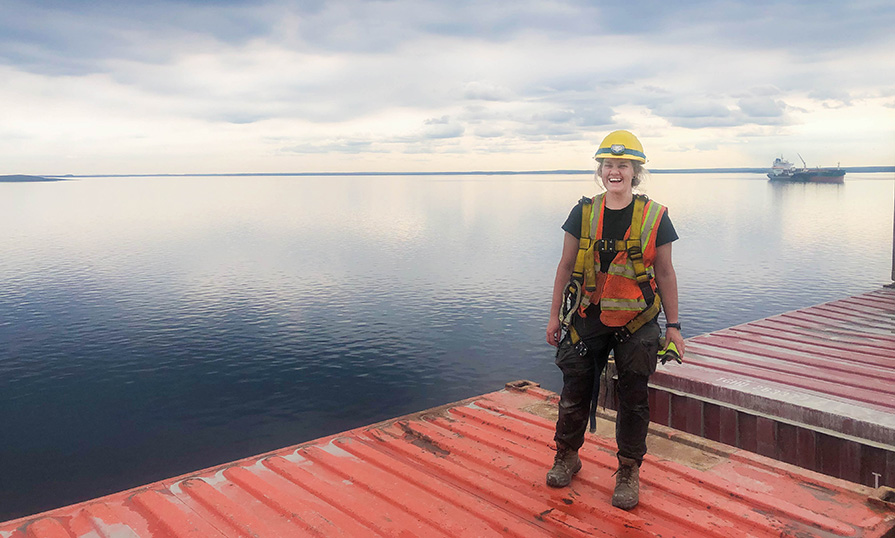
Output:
[
  {"xmin": 595, "ymin": 238, "xmax": 615, "ymax": 252},
  {"xmin": 613, "ymin": 326, "xmax": 632, "ymax": 344},
  {"xmin": 574, "ymin": 340, "xmax": 589, "ymax": 356}
]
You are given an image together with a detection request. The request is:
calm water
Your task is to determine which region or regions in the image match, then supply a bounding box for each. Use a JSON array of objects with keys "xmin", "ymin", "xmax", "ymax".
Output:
[{"xmin": 1, "ymin": 172, "xmax": 893, "ymax": 519}]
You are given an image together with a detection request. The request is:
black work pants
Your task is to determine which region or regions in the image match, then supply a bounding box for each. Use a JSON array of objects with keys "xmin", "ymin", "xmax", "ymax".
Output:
[{"xmin": 553, "ymin": 316, "xmax": 660, "ymax": 462}]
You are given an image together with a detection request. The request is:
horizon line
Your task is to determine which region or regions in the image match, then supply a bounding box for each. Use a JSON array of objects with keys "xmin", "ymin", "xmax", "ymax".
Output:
[{"xmin": 33, "ymin": 165, "xmax": 895, "ymax": 178}]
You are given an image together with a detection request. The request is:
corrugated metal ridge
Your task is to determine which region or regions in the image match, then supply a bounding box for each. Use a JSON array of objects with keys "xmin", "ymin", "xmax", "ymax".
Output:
[
  {"xmin": 653, "ymin": 287, "xmax": 895, "ymax": 446},
  {"xmin": 2, "ymin": 380, "xmax": 893, "ymax": 538}
]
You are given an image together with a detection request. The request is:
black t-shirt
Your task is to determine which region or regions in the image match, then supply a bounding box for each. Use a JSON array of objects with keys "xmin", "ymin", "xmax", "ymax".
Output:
[{"xmin": 562, "ymin": 196, "xmax": 678, "ymax": 272}]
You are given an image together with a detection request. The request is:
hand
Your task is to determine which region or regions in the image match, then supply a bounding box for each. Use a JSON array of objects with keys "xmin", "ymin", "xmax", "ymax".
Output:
[
  {"xmin": 664, "ymin": 327, "xmax": 685, "ymax": 358},
  {"xmin": 546, "ymin": 317, "xmax": 562, "ymax": 347}
]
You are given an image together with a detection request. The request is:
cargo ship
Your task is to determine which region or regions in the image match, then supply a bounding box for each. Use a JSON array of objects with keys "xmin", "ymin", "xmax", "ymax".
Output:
[{"xmin": 767, "ymin": 154, "xmax": 846, "ymax": 183}]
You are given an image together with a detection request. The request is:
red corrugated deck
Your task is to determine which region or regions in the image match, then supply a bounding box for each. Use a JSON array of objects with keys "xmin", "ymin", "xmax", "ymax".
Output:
[
  {"xmin": 2, "ymin": 380, "xmax": 893, "ymax": 537},
  {"xmin": 646, "ymin": 287, "xmax": 895, "ymax": 488}
]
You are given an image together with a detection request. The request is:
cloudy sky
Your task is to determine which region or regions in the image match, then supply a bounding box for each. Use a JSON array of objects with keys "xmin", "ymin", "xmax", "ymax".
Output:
[{"xmin": 2, "ymin": 0, "xmax": 894, "ymax": 174}]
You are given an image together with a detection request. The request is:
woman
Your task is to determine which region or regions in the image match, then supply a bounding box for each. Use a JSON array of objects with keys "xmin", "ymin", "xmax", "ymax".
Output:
[{"xmin": 545, "ymin": 130, "xmax": 684, "ymax": 510}]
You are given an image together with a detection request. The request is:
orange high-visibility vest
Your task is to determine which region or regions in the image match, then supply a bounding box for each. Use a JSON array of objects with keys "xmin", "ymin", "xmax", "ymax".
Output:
[{"xmin": 580, "ymin": 193, "xmax": 667, "ymax": 327}]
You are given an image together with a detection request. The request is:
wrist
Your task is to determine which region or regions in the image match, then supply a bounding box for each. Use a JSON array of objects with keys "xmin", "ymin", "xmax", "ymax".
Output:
[{"xmin": 665, "ymin": 322, "xmax": 681, "ymax": 331}]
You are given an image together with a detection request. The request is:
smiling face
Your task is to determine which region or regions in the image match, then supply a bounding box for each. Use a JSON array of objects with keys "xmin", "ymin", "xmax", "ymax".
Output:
[{"xmin": 598, "ymin": 158, "xmax": 636, "ymax": 194}]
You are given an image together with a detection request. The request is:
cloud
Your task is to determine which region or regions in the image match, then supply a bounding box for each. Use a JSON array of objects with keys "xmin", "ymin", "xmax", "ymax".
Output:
[
  {"xmin": 420, "ymin": 116, "xmax": 465, "ymax": 139},
  {"xmin": 738, "ymin": 85, "xmax": 782, "ymax": 97},
  {"xmin": 473, "ymin": 126, "xmax": 505, "ymax": 138},
  {"xmin": 532, "ymin": 108, "xmax": 576, "ymax": 124},
  {"xmin": 280, "ymin": 138, "xmax": 377, "ymax": 155},
  {"xmin": 1, "ymin": 0, "xmax": 894, "ymax": 172},
  {"xmin": 646, "ymin": 92, "xmax": 794, "ymax": 129},
  {"xmin": 0, "ymin": 1, "xmax": 278, "ymax": 76},
  {"xmin": 737, "ymin": 97, "xmax": 786, "ymax": 119},
  {"xmin": 648, "ymin": 99, "xmax": 736, "ymax": 128},
  {"xmin": 278, "ymin": 116, "xmax": 467, "ymax": 156},
  {"xmin": 808, "ymin": 89, "xmax": 853, "ymax": 108},
  {"xmin": 461, "ymin": 81, "xmax": 513, "ymax": 102}
]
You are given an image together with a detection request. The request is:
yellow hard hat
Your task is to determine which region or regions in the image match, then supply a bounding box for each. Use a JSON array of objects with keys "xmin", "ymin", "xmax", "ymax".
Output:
[{"xmin": 594, "ymin": 130, "xmax": 646, "ymax": 163}]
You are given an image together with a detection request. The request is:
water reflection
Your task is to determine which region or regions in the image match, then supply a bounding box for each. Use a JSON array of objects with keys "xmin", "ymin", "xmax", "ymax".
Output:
[{"xmin": 0, "ymin": 173, "xmax": 892, "ymax": 520}]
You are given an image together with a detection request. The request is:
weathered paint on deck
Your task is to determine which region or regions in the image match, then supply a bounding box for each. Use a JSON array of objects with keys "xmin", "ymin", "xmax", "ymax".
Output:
[
  {"xmin": 646, "ymin": 287, "xmax": 895, "ymax": 488},
  {"xmin": 2, "ymin": 381, "xmax": 893, "ymax": 537}
]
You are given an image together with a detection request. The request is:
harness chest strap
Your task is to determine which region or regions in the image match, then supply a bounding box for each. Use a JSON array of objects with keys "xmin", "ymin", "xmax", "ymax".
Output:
[{"xmin": 570, "ymin": 197, "xmax": 595, "ymax": 289}]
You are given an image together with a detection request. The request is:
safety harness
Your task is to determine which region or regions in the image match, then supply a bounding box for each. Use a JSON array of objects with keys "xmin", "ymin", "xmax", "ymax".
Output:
[{"xmin": 558, "ymin": 194, "xmax": 662, "ymax": 347}]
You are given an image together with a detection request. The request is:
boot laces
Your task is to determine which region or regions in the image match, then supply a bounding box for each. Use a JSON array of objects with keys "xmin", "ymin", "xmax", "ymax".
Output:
[
  {"xmin": 551, "ymin": 448, "xmax": 577, "ymax": 472},
  {"xmin": 552, "ymin": 450, "xmax": 570, "ymax": 469},
  {"xmin": 613, "ymin": 464, "xmax": 635, "ymax": 483},
  {"xmin": 553, "ymin": 458, "xmax": 571, "ymax": 473}
]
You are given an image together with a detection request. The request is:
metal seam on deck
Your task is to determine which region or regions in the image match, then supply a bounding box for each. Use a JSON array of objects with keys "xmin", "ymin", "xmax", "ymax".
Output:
[
  {"xmin": 761, "ymin": 314, "xmax": 895, "ymax": 342},
  {"xmin": 728, "ymin": 324, "xmax": 893, "ymax": 357},
  {"xmin": 685, "ymin": 340, "xmax": 892, "ymax": 393},
  {"xmin": 721, "ymin": 325, "xmax": 894, "ymax": 360},
  {"xmin": 676, "ymin": 348, "xmax": 887, "ymax": 408},
  {"xmin": 689, "ymin": 336, "xmax": 890, "ymax": 383}
]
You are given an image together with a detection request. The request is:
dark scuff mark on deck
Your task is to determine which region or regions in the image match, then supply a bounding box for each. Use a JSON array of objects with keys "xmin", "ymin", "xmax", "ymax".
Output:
[
  {"xmin": 799, "ymin": 481, "xmax": 839, "ymax": 502},
  {"xmin": 397, "ymin": 422, "xmax": 451, "ymax": 457}
]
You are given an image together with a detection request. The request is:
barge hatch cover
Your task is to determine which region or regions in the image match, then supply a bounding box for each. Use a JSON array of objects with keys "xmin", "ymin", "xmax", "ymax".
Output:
[
  {"xmin": 1, "ymin": 381, "xmax": 893, "ymax": 537},
  {"xmin": 646, "ymin": 287, "xmax": 895, "ymax": 488}
]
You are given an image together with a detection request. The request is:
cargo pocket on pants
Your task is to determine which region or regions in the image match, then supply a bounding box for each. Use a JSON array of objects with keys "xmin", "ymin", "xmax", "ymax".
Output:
[{"xmin": 614, "ymin": 320, "xmax": 660, "ymax": 377}]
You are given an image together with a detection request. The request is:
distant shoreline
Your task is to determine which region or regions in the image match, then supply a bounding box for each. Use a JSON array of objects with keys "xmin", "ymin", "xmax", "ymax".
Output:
[
  {"xmin": 18, "ymin": 166, "xmax": 895, "ymax": 178},
  {"xmin": 0, "ymin": 174, "xmax": 67, "ymax": 182}
]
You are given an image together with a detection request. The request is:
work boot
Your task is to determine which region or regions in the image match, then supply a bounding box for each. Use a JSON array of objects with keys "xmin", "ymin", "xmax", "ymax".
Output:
[
  {"xmin": 546, "ymin": 446, "xmax": 582, "ymax": 488},
  {"xmin": 611, "ymin": 456, "xmax": 640, "ymax": 510}
]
